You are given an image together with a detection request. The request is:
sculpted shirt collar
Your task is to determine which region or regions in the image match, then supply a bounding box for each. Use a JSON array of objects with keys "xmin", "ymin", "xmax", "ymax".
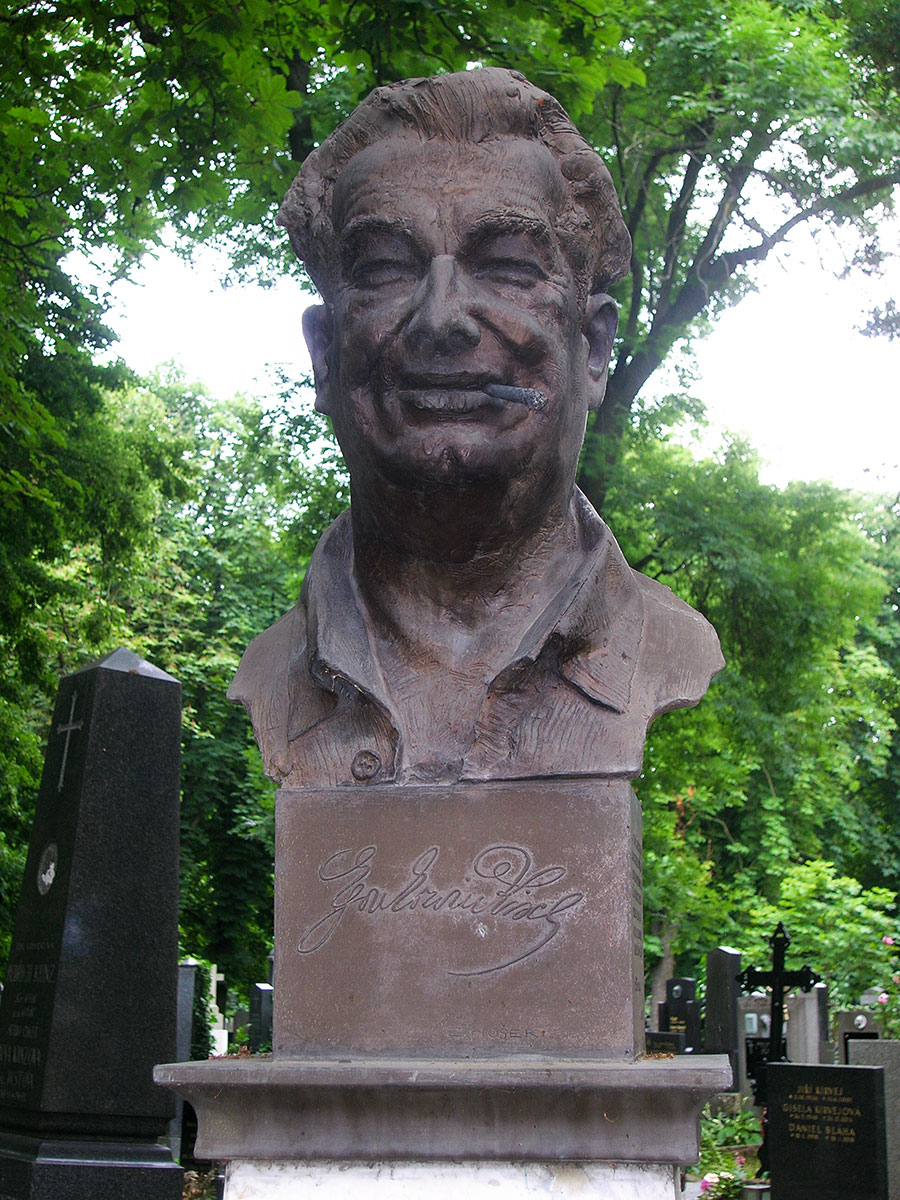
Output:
[{"xmin": 290, "ymin": 488, "xmax": 642, "ymax": 750}]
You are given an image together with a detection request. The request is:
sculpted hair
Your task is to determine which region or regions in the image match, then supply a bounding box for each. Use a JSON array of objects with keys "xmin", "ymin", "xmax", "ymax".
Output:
[{"xmin": 278, "ymin": 67, "xmax": 631, "ymax": 303}]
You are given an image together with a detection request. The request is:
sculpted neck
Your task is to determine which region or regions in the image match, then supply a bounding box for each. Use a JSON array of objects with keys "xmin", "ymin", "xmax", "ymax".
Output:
[{"xmin": 349, "ymin": 472, "xmax": 580, "ymax": 646}]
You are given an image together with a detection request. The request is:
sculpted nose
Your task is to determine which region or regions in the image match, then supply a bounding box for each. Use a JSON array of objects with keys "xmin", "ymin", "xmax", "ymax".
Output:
[{"xmin": 404, "ymin": 256, "xmax": 481, "ymax": 355}]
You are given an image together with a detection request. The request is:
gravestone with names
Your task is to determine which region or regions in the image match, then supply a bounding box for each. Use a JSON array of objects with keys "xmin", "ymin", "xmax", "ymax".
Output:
[
  {"xmin": 767, "ymin": 1062, "xmax": 888, "ymax": 1200},
  {"xmin": 658, "ymin": 977, "xmax": 702, "ymax": 1053},
  {"xmin": 0, "ymin": 649, "xmax": 183, "ymax": 1199},
  {"xmin": 849, "ymin": 1040, "xmax": 900, "ymax": 1200}
]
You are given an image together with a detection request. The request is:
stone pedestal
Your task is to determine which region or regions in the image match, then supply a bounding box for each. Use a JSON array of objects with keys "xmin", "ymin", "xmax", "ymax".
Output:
[{"xmin": 157, "ymin": 778, "xmax": 731, "ymax": 1196}]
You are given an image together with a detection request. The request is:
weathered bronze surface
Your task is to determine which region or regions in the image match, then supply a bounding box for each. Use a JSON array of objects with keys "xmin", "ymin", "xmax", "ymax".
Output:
[
  {"xmin": 275, "ymin": 779, "xmax": 643, "ymax": 1059},
  {"xmin": 229, "ymin": 68, "xmax": 723, "ymax": 787}
]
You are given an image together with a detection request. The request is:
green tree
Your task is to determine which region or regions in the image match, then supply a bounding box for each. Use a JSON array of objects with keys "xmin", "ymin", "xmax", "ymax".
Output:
[
  {"xmin": 0, "ymin": 364, "xmax": 348, "ymax": 988},
  {"xmin": 740, "ymin": 859, "xmax": 897, "ymax": 1012},
  {"xmin": 604, "ymin": 405, "xmax": 897, "ymax": 997},
  {"xmin": 129, "ymin": 371, "xmax": 346, "ymax": 990},
  {"xmin": 827, "ymin": 495, "xmax": 900, "ymax": 890},
  {"xmin": 574, "ymin": 0, "xmax": 900, "ymax": 502}
]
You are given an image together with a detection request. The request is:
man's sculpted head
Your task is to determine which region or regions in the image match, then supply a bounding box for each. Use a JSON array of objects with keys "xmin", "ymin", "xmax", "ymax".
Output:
[
  {"xmin": 278, "ymin": 69, "xmax": 633, "ymax": 505},
  {"xmin": 278, "ymin": 68, "xmax": 631, "ymax": 307}
]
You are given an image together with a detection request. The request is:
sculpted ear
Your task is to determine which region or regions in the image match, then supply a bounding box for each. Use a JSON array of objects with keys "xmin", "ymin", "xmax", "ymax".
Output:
[
  {"xmin": 583, "ymin": 294, "xmax": 618, "ymax": 412},
  {"xmin": 302, "ymin": 304, "xmax": 334, "ymax": 415}
]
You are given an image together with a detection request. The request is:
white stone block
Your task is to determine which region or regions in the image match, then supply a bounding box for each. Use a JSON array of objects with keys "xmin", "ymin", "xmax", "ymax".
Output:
[{"xmin": 225, "ymin": 1159, "xmax": 679, "ymax": 1200}]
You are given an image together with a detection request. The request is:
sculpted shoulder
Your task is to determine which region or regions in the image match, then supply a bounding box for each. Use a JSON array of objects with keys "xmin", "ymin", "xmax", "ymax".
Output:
[
  {"xmin": 631, "ymin": 570, "xmax": 725, "ymax": 721},
  {"xmin": 227, "ymin": 606, "xmax": 308, "ymax": 785}
]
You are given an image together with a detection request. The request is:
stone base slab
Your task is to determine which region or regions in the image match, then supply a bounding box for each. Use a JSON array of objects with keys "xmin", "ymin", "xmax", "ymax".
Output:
[
  {"xmin": 224, "ymin": 1159, "xmax": 680, "ymax": 1199},
  {"xmin": 0, "ymin": 1130, "xmax": 183, "ymax": 1199},
  {"xmin": 154, "ymin": 1054, "xmax": 731, "ymax": 1163}
]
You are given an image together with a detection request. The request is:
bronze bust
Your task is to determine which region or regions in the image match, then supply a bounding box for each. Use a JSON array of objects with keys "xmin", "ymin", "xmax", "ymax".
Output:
[{"xmin": 229, "ymin": 68, "xmax": 723, "ymax": 787}]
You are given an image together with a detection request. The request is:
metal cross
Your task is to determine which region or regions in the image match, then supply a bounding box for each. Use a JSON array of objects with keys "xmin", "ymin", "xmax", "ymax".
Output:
[
  {"xmin": 738, "ymin": 921, "xmax": 821, "ymax": 1098},
  {"xmin": 56, "ymin": 691, "xmax": 84, "ymax": 792}
]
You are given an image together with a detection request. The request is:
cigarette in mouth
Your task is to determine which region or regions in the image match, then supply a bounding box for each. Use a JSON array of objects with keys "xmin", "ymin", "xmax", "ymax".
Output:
[{"xmin": 484, "ymin": 383, "xmax": 547, "ymax": 411}]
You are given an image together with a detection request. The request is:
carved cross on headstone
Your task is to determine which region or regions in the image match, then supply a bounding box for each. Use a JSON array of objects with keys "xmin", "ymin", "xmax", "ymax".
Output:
[
  {"xmin": 55, "ymin": 690, "xmax": 83, "ymax": 792},
  {"xmin": 738, "ymin": 921, "xmax": 821, "ymax": 1101}
]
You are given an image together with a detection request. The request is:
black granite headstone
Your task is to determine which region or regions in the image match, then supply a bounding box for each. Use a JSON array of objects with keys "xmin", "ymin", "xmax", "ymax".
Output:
[
  {"xmin": 836, "ymin": 1009, "xmax": 882, "ymax": 1063},
  {"xmin": 705, "ymin": 947, "xmax": 741, "ymax": 1080},
  {"xmin": 250, "ymin": 983, "xmax": 274, "ymax": 1053},
  {"xmin": 658, "ymin": 977, "xmax": 702, "ymax": 1053},
  {"xmin": 767, "ymin": 1063, "xmax": 888, "ymax": 1200},
  {"xmin": 645, "ymin": 1030, "xmax": 685, "ymax": 1054},
  {"xmin": 0, "ymin": 649, "xmax": 183, "ymax": 1199},
  {"xmin": 168, "ymin": 961, "xmax": 199, "ymax": 1163}
]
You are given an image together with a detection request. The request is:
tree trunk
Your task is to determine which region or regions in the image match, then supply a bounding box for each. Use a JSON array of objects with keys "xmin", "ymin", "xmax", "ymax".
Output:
[
  {"xmin": 577, "ymin": 361, "xmax": 639, "ymax": 514},
  {"xmin": 286, "ymin": 53, "xmax": 314, "ymax": 164},
  {"xmin": 649, "ymin": 921, "xmax": 678, "ymax": 1031}
]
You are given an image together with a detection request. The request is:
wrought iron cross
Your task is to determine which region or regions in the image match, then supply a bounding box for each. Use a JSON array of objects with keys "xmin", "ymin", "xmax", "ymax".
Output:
[{"xmin": 738, "ymin": 921, "xmax": 821, "ymax": 1100}]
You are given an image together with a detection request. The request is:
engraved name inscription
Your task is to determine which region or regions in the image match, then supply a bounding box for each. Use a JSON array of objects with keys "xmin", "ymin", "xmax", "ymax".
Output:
[
  {"xmin": 296, "ymin": 843, "xmax": 586, "ymax": 975},
  {"xmin": 782, "ymin": 1082, "xmax": 864, "ymax": 1145},
  {"xmin": 0, "ymin": 941, "xmax": 56, "ymax": 1104}
]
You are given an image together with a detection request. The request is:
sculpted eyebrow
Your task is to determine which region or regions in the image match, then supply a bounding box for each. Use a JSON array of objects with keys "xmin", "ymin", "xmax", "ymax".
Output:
[
  {"xmin": 339, "ymin": 216, "xmax": 414, "ymax": 252},
  {"xmin": 466, "ymin": 213, "xmax": 556, "ymax": 251}
]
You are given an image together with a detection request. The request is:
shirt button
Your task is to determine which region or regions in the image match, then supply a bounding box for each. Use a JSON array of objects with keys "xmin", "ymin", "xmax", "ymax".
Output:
[{"xmin": 351, "ymin": 749, "xmax": 381, "ymax": 781}]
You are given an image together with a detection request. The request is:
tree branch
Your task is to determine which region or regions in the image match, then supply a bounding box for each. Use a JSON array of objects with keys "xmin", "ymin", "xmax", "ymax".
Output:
[
  {"xmin": 283, "ymin": 52, "xmax": 313, "ymax": 163},
  {"xmin": 655, "ymin": 119, "xmax": 715, "ymax": 318}
]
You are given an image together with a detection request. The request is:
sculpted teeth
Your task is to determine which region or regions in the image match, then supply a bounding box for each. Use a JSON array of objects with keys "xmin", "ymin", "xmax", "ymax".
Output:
[
  {"xmin": 409, "ymin": 390, "xmax": 488, "ymax": 412},
  {"xmin": 404, "ymin": 383, "xmax": 546, "ymax": 414}
]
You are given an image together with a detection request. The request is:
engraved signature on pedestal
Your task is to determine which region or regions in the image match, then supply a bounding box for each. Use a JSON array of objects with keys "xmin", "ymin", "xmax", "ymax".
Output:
[{"xmin": 296, "ymin": 843, "xmax": 586, "ymax": 975}]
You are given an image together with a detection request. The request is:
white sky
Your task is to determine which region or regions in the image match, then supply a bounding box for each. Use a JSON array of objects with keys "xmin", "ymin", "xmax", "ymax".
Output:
[{"xmin": 102, "ymin": 224, "xmax": 900, "ymax": 498}]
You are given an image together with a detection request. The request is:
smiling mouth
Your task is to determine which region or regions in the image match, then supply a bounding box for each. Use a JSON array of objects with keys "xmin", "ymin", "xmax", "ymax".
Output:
[
  {"xmin": 396, "ymin": 378, "xmax": 546, "ymax": 416},
  {"xmin": 403, "ymin": 388, "xmax": 496, "ymax": 414}
]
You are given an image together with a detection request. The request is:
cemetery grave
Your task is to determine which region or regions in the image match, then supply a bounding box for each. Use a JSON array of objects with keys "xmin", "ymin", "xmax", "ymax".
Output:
[
  {"xmin": 737, "ymin": 922, "xmax": 821, "ymax": 1105},
  {"xmin": 766, "ymin": 1063, "xmax": 888, "ymax": 1200},
  {"xmin": 0, "ymin": 651, "xmax": 184, "ymax": 1199}
]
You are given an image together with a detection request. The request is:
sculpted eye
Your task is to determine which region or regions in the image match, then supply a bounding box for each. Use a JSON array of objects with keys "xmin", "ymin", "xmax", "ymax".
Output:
[
  {"xmin": 351, "ymin": 257, "xmax": 419, "ymax": 289},
  {"xmin": 344, "ymin": 231, "xmax": 421, "ymax": 290},
  {"xmin": 475, "ymin": 257, "xmax": 546, "ymax": 288}
]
